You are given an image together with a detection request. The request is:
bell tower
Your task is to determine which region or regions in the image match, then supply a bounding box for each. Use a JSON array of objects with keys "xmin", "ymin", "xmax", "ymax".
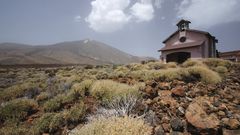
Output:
[{"xmin": 177, "ymin": 19, "xmax": 191, "ymax": 31}]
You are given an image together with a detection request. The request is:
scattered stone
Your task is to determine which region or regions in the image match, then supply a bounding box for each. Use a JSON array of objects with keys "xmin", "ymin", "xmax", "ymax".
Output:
[
  {"xmin": 172, "ymin": 86, "xmax": 185, "ymax": 97},
  {"xmin": 154, "ymin": 125, "xmax": 165, "ymax": 135},
  {"xmin": 185, "ymin": 97, "xmax": 220, "ymax": 134},
  {"xmin": 177, "ymin": 107, "xmax": 185, "ymax": 116},
  {"xmin": 170, "ymin": 118, "xmax": 184, "ymax": 132},
  {"xmin": 218, "ymin": 111, "xmax": 225, "ymax": 117},
  {"xmin": 162, "ymin": 116, "xmax": 170, "ymax": 123},
  {"xmin": 186, "ymin": 97, "xmax": 193, "ymax": 102},
  {"xmin": 222, "ymin": 128, "xmax": 240, "ymax": 135},
  {"xmin": 169, "ymin": 131, "xmax": 184, "ymax": 135},
  {"xmin": 162, "ymin": 123, "xmax": 171, "ymax": 132},
  {"xmin": 145, "ymin": 110, "xmax": 159, "ymax": 126},
  {"xmin": 159, "ymin": 82, "xmax": 171, "ymax": 90},
  {"xmin": 224, "ymin": 118, "xmax": 240, "ymax": 129},
  {"xmin": 144, "ymin": 85, "xmax": 158, "ymax": 99}
]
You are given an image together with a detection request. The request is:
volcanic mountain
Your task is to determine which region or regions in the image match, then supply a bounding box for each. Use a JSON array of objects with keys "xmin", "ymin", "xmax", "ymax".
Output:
[{"xmin": 0, "ymin": 39, "xmax": 154, "ymax": 65}]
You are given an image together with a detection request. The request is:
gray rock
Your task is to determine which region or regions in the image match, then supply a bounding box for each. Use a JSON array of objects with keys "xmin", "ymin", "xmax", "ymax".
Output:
[{"xmin": 170, "ymin": 118, "xmax": 184, "ymax": 132}]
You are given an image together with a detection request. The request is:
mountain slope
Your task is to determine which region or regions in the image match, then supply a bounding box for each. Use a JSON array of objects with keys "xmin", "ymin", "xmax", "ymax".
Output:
[{"xmin": 0, "ymin": 40, "xmax": 154, "ymax": 65}]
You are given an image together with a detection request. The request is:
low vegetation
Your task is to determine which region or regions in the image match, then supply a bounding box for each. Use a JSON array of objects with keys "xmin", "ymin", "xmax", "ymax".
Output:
[
  {"xmin": 74, "ymin": 116, "xmax": 152, "ymax": 135},
  {"xmin": 0, "ymin": 58, "xmax": 235, "ymax": 135},
  {"xmin": 90, "ymin": 80, "xmax": 143, "ymax": 103},
  {"xmin": 0, "ymin": 99, "xmax": 38, "ymax": 123}
]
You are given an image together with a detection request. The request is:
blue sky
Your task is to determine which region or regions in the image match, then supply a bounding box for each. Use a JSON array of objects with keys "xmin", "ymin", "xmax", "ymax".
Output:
[{"xmin": 0, "ymin": 0, "xmax": 240, "ymax": 58}]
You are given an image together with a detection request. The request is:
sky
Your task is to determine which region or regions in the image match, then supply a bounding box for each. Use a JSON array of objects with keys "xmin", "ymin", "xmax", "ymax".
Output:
[{"xmin": 0, "ymin": 0, "xmax": 240, "ymax": 58}]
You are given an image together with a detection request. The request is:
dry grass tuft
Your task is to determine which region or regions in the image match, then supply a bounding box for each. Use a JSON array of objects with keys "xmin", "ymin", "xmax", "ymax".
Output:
[
  {"xmin": 203, "ymin": 58, "xmax": 232, "ymax": 68},
  {"xmin": 182, "ymin": 59, "xmax": 206, "ymax": 68},
  {"xmin": 74, "ymin": 116, "xmax": 152, "ymax": 135},
  {"xmin": 90, "ymin": 80, "xmax": 143, "ymax": 103},
  {"xmin": 186, "ymin": 66, "xmax": 222, "ymax": 84}
]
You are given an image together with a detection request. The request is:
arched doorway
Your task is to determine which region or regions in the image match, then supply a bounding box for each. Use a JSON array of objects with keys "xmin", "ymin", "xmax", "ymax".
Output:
[{"xmin": 166, "ymin": 52, "xmax": 191, "ymax": 63}]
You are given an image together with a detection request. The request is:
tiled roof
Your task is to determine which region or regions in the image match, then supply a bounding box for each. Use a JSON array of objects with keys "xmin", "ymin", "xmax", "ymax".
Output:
[
  {"xmin": 158, "ymin": 41, "xmax": 204, "ymax": 51},
  {"xmin": 162, "ymin": 29, "xmax": 214, "ymax": 43}
]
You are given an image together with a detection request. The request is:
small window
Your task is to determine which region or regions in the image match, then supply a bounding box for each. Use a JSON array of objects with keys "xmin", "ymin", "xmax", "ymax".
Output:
[{"xmin": 179, "ymin": 37, "xmax": 186, "ymax": 42}]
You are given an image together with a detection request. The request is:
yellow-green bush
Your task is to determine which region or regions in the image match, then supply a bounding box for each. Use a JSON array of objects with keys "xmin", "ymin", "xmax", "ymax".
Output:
[
  {"xmin": 71, "ymin": 79, "xmax": 94, "ymax": 96},
  {"xmin": 182, "ymin": 59, "xmax": 206, "ymax": 67},
  {"xmin": 203, "ymin": 58, "xmax": 232, "ymax": 68},
  {"xmin": 96, "ymin": 71, "xmax": 109, "ymax": 80},
  {"xmin": 186, "ymin": 66, "xmax": 222, "ymax": 84},
  {"xmin": 166, "ymin": 62, "xmax": 178, "ymax": 68},
  {"xmin": 146, "ymin": 62, "xmax": 166, "ymax": 70},
  {"xmin": 43, "ymin": 98, "xmax": 62, "ymax": 112},
  {"xmin": 114, "ymin": 65, "xmax": 129, "ymax": 72},
  {"xmin": 36, "ymin": 92, "xmax": 49, "ymax": 102},
  {"xmin": 33, "ymin": 113, "xmax": 64, "ymax": 134},
  {"xmin": 151, "ymin": 68, "xmax": 189, "ymax": 81},
  {"xmin": 74, "ymin": 116, "xmax": 152, "ymax": 135},
  {"xmin": 0, "ymin": 99, "xmax": 38, "ymax": 122},
  {"xmin": 90, "ymin": 80, "xmax": 143, "ymax": 103},
  {"xmin": 0, "ymin": 82, "xmax": 39, "ymax": 103},
  {"xmin": 48, "ymin": 113, "xmax": 65, "ymax": 133},
  {"xmin": 0, "ymin": 124, "xmax": 31, "ymax": 135},
  {"xmin": 126, "ymin": 63, "xmax": 149, "ymax": 71},
  {"xmin": 43, "ymin": 92, "xmax": 77, "ymax": 112},
  {"xmin": 63, "ymin": 102, "xmax": 86, "ymax": 124},
  {"xmin": 129, "ymin": 70, "xmax": 152, "ymax": 80},
  {"xmin": 214, "ymin": 66, "xmax": 228, "ymax": 74}
]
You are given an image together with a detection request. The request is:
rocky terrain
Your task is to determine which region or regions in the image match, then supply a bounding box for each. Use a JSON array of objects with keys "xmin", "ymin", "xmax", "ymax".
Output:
[
  {"xmin": 0, "ymin": 58, "xmax": 239, "ymax": 135},
  {"xmin": 140, "ymin": 63, "xmax": 240, "ymax": 135}
]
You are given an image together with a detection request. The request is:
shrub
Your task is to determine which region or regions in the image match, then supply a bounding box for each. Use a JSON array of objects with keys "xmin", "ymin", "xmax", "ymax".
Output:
[
  {"xmin": 152, "ymin": 68, "xmax": 189, "ymax": 81},
  {"xmin": 203, "ymin": 58, "xmax": 232, "ymax": 68},
  {"xmin": 0, "ymin": 99, "xmax": 38, "ymax": 122},
  {"xmin": 214, "ymin": 66, "xmax": 228, "ymax": 74},
  {"xmin": 71, "ymin": 79, "xmax": 94, "ymax": 96},
  {"xmin": 43, "ymin": 98, "xmax": 62, "ymax": 112},
  {"xmin": 0, "ymin": 124, "xmax": 31, "ymax": 135},
  {"xmin": 115, "ymin": 65, "xmax": 129, "ymax": 72},
  {"xmin": 129, "ymin": 66, "xmax": 221, "ymax": 84},
  {"xmin": 63, "ymin": 102, "xmax": 86, "ymax": 124},
  {"xmin": 146, "ymin": 62, "xmax": 166, "ymax": 70},
  {"xmin": 36, "ymin": 92, "xmax": 49, "ymax": 102},
  {"xmin": 48, "ymin": 113, "xmax": 65, "ymax": 133},
  {"xmin": 74, "ymin": 116, "xmax": 152, "ymax": 135},
  {"xmin": 126, "ymin": 63, "xmax": 149, "ymax": 71},
  {"xmin": 90, "ymin": 80, "xmax": 143, "ymax": 103},
  {"xmin": 182, "ymin": 59, "xmax": 206, "ymax": 68},
  {"xmin": 96, "ymin": 71, "xmax": 109, "ymax": 80},
  {"xmin": 166, "ymin": 62, "xmax": 178, "ymax": 68},
  {"xmin": 43, "ymin": 92, "xmax": 77, "ymax": 112},
  {"xmin": 89, "ymin": 95, "xmax": 139, "ymax": 120},
  {"xmin": 129, "ymin": 70, "xmax": 152, "ymax": 80},
  {"xmin": 186, "ymin": 66, "xmax": 222, "ymax": 84},
  {"xmin": 0, "ymin": 82, "xmax": 39, "ymax": 103},
  {"xmin": 33, "ymin": 113, "xmax": 64, "ymax": 134}
]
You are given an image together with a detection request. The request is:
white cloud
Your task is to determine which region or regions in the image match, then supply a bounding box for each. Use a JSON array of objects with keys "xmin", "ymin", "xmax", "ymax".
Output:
[
  {"xmin": 85, "ymin": 0, "xmax": 131, "ymax": 33},
  {"xmin": 74, "ymin": 16, "xmax": 81, "ymax": 22},
  {"xmin": 177, "ymin": 0, "xmax": 240, "ymax": 28},
  {"xmin": 130, "ymin": 0, "xmax": 154, "ymax": 22},
  {"xmin": 85, "ymin": 0, "xmax": 156, "ymax": 33}
]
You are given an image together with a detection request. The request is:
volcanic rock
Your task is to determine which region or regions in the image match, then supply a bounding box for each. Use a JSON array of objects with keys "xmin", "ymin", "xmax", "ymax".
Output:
[
  {"xmin": 223, "ymin": 118, "xmax": 240, "ymax": 129},
  {"xmin": 172, "ymin": 86, "xmax": 185, "ymax": 97},
  {"xmin": 154, "ymin": 126, "xmax": 165, "ymax": 135},
  {"xmin": 222, "ymin": 128, "xmax": 240, "ymax": 135},
  {"xmin": 170, "ymin": 117, "xmax": 184, "ymax": 132},
  {"xmin": 185, "ymin": 97, "xmax": 220, "ymax": 134},
  {"xmin": 162, "ymin": 123, "xmax": 171, "ymax": 132}
]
